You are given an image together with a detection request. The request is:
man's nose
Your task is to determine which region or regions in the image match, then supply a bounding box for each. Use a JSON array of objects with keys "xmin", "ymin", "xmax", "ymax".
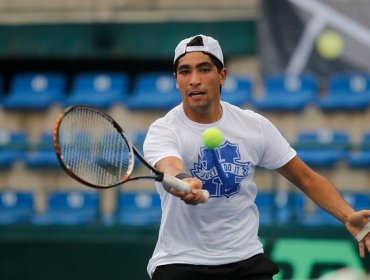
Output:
[{"xmin": 189, "ymin": 72, "xmax": 201, "ymax": 86}]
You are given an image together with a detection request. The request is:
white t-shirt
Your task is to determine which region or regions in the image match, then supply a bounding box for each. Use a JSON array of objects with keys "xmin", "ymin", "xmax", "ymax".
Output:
[{"xmin": 144, "ymin": 101, "xmax": 296, "ymax": 277}]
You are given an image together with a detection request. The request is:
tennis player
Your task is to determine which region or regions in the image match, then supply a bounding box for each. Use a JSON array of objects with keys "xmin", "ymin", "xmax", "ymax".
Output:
[{"xmin": 143, "ymin": 34, "xmax": 370, "ymax": 280}]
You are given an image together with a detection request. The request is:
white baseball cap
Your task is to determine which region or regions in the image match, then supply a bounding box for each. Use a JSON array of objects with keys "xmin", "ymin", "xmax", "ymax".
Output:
[{"xmin": 173, "ymin": 34, "xmax": 224, "ymax": 67}]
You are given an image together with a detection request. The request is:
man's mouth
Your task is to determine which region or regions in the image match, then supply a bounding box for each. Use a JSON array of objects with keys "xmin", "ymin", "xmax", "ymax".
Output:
[{"xmin": 189, "ymin": 91, "xmax": 205, "ymax": 97}]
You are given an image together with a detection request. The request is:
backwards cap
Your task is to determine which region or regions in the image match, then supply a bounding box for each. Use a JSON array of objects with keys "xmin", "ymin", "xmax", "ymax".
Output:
[{"xmin": 173, "ymin": 34, "xmax": 224, "ymax": 67}]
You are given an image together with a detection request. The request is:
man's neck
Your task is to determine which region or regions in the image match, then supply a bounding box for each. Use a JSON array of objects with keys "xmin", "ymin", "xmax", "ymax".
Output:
[{"xmin": 183, "ymin": 102, "xmax": 223, "ymax": 124}]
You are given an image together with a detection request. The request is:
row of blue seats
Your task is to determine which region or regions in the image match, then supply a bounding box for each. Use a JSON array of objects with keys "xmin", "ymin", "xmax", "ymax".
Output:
[
  {"xmin": 0, "ymin": 72, "xmax": 369, "ymax": 111},
  {"xmin": 1, "ymin": 189, "xmax": 368, "ymax": 226},
  {"xmin": 256, "ymin": 190, "xmax": 370, "ymax": 226},
  {"xmin": 0, "ymin": 190, "xmax": 161, "ymax": 226},
  {"xmin": 1, "ymin": 129, "xmax": 370, "ymax": 169},
  {"xmin": 0, "ymin": 130, "xmax": 146, "ymax": 169}
]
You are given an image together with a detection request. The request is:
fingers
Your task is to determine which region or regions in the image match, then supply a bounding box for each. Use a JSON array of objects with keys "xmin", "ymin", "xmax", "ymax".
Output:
[
  {"xmin": 360, "ymin": 210, "xmax": 370, "ymax": 218},
  {"xmin": 366, "ymin": 239, "xmax": 370, "ymax": 255},
  {"xmin": 359, "ymin": 241, "xmax": 365, "ymax": 258},
  {"xmin": 358, "ymin": 239, "xmax": 370, "ymax": 258},
  {"xmin": 167, "ymin": 187, "xmax": 205, "ymax": 205},
  {"xmin": 167, "ymin": 187, "xmax": 186, "ymax": 198},
  {"xmin": 180, "ymin": 189, "xmax": 205, "ymax": 205},
  {"xmin": 165, "ymin": 177, "xmax": 207, "ymax": 205}
]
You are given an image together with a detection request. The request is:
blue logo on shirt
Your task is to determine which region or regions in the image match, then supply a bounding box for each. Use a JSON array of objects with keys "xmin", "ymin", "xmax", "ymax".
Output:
[{"xmin": 190, "ymin": 141, "xmax": 250, "ymax": 198}]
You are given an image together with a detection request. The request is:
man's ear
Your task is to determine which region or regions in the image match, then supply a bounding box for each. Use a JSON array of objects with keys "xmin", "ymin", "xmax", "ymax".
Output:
[
  {"xmin": 220, "ymin": 68, "xmax": 227, "ymax": 86},
  {"xmin": 174, "ymin": 72, "xmax": 179, "ymax": 89}
]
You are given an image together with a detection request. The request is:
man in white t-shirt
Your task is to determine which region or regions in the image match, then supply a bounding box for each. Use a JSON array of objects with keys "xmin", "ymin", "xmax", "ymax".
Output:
[{"xmin": 143, "ymin": 34, "xmax": 370, "ymax": 280}]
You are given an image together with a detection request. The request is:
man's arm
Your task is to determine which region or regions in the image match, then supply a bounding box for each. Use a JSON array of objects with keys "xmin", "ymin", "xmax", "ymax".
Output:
[
  {"xmin": 155, "ymin": 156, "xmax": 205, "ymax": 205},
  {"xmin": 277, "ymin": 156, "xmax": 353, "ymax": 223},
  {"xmin": 278, "ymin": 156, "xmax": 370, "ymax": 257}
]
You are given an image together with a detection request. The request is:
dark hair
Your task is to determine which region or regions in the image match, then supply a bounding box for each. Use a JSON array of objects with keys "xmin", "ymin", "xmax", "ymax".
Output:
[{"xmin": 174, "ymin": 36, "xmax": 224, "ymax": 72}]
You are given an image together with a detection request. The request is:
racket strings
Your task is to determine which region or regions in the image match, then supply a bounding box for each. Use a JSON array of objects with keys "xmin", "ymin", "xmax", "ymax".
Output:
[{"xmin": 57, "ymin": 107, "xmax": 133, "ymax": 187}]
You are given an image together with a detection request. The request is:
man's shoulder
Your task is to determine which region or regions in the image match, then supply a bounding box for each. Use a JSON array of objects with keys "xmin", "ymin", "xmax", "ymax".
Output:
[{"xmin": 222, "ymin": 101, "xmax": 264, "ymax": 121}]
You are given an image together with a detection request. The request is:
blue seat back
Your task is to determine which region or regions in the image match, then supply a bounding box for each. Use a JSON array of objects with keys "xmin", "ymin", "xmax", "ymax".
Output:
[
  {"xmin": 265, "ymin": 74, "xmax": 317, "ymax": 95},
  {"xmin": 10, "ymin": 72, "xmax": 65, "ymax": 96},
  {"xmin": 25, "ymin": 132, "xmax": 60, "ymax": 169},
  {"xmin": 342, "ymin": 192, "xmax": 370, "ymax": 211},
  {"xmin": 46, "ymin": 191, "xmax": 98, "ymax": 211},
  {"xmin": 0, "ymin": 131, "xmax": 28, "ymax": 167},
  {"xmin": 72, "ymin": 72, "xmax": 129, "ymax": 95},
  {"xmin": 118, "ymin": 191, "xmax": 161, "ymax": 211},
  {"xmin": 329, "ymin": 74, "xmax": 370, "ymax": 94},
  {"xmin": 255, "ymin": 192, "xmax": 273, "ymax": 225},
  {"xmin": 222, "ymin": 75, "xmax": 252, "ymax": 94},
  {"xmin": 117, "ymin": 191, "xmax": 161, "ymax": 225},
  {"xmin": 294, "ymin": 130, "xmax": 350, "ymax": 167},
  {"xmin": 0, "ymin": 130, "xmax": 28, "ymax": 152},
  {"xmin": 0, "ymin": 191, "xmax": 34, "ymax": 210},
  {"xmin": 294, "ymin": 130, "xmax": 350, "ymax": 151},
  {"xmin": 35, "ymin": 132, "xmax": 54, "ymax": 151},
  {"xmin": 360, "ymin": 132, "xmax": 370, "ymax": 150},
  {"xmin": 133, "ymin": 73, "xmax": 176, "ymax": 95}
]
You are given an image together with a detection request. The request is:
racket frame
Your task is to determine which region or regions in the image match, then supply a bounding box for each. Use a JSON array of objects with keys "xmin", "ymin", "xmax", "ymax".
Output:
[
  {"xmin": 53, "ymin": 105, "xmax": 209, "ymax": 201},
  {"xmin": 54, "ymin": 105, "xmax": 163, "ymax": 189}
]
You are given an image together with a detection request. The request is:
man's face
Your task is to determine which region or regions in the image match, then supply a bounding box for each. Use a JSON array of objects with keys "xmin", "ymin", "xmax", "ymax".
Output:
[{"xmin": 174, "ymin": 52, "xmax": 226, "ymax": 114}]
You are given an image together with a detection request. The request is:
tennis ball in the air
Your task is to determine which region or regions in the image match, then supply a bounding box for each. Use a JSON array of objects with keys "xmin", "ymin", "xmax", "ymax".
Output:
[
  {"xmin": 202, "ymin": 127, "xmax": 224, "ymax": 149},
  {"xmin": 316, "ymin": 30, "xmax": 344, "ymax": 60}
]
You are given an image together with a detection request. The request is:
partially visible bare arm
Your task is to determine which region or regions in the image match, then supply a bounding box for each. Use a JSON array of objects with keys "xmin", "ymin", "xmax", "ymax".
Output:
[
  {"xmin": 278, "ymin": 156, "xmax": 353, "ymax": 223},
  {"xmin": 155, "ymin": 156, "xmax": 205, "ymax": 205},
  {"xmin": 278, "ymin": 156, "xmax": 370, "ymax": 257}
]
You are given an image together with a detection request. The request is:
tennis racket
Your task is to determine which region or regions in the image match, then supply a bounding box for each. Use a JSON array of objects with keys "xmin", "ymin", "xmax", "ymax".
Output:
[{"xmin": 53, "ymin": 105, "xmax": 209, "ymax": 202}]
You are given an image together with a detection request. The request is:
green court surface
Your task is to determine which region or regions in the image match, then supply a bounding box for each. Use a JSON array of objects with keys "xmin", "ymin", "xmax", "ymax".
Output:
[{"xmin": 0, "ymin": 225, "xmax": 368, "ymax": 280}]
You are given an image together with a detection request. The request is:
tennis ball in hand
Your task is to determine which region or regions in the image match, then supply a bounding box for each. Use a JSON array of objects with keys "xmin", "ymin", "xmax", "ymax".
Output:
[{"xmin": 202, "ymin": 127, "xmax": 224, "ymax": 149}]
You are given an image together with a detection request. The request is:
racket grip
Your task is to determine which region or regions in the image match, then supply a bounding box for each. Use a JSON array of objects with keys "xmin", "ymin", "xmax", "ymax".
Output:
[
  {"xmin": 355, "ymin": 221, "xmax": 370, "ymax": 242},
  {"xmin": 162, "ymin": 174, "xmax": 209, "ymax": 202}
]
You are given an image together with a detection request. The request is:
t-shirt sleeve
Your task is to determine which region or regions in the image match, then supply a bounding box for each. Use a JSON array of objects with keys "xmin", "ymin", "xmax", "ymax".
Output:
[
  {"xmin": 258, "ymin": 116, "xmax": 297, "ymax": 169},
  {"xmin": 143, "ymin": 120, "xmax": 182, "ymax": 167}
]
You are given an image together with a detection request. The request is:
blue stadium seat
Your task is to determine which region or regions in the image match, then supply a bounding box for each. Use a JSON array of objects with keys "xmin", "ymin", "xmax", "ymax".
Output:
[
  {"xmin": 125, "ymin": 130, "xmax": 147, "ymax": 169},
  {"xmin": 31, "ymin": 191, "xmax": 99, "ymax": 225},
  {"xmin": 0, "ymin": 130, "xmax": 28, "ymax": 169},
  {"xmin": 66, "ymin": 72, "xmax": 129, "ymax": 109},
  {"xmin": 294, "ymin": 130, "xmax": 350, "ymax": 167},
  {"xmin": 0, "ymin": 191, "xmax": 34, "ymax": 224},
  {"xmin": 292, "ymin": 192, "xmax": 340, "ymax": 226},
  {"xmin": 24, "ymin": 132, "xmax": 60, "ymax": 169},
  {"xmin": 255, "ymin": 192, "xmax": 273, "ymax": 225},
  {"xmin": 255, "ymin": 190, "xmax": 291, "ymax": 225},
  {"xmin": 254, "ymin": 74, "xmax": 318, "ymax": 111},
  {"xmin": 126, "ymin": 72, "xmax": 181, "ymax": 110},
  {"xmin": 342, "ymin": 191, "xmax": 370, "ymax": 211},
  {"xmin": 298, "ymin": 191, "xmax": 370, "ymax": 226},
  {"xmin": 117, "ymin": 191, "xmax": 161, "ymax": 226},
  {"xmin": 132, "ymin": 130, "xmax": 147, "ymax": 155},
  {"xmin": 346, "ymin": 132, "xmax": 370, "ymax": 168},
  {"xmin": 318, "ymin": 74, "xmax": 370, "ymax": 111},
  {"xmin": 3, "ymin": 72, "xmax": 66, "ymax": 110},
  {"xmin": 221, "ymin": 75, "xmax": 252, "ymax": 106},
  {"xmin": 274, "ymin": 190, "xmax": 291, "ymax": 224},
  {"xmin": 304, "ymin": 207, "xmax": 341, "ymax": 226}
]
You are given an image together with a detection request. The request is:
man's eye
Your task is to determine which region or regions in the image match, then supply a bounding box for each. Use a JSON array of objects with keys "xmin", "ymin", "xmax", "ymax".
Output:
[
  {"xmin": 200, "ymin": 68, "xmax": 211, "ymax": 72},
  {"xmin": 179, "ymin": 70, "xmax": 189, "ymax": 75}
]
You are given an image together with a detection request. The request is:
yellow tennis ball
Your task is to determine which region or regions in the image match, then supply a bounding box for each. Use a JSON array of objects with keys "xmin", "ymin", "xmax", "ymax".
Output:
[
  {"xmin": 202, "ymin": 127, "xmax": 224, "ymax": 149},
  {"xmin": 316, "ymin": 30, "xmax": 344, "ymax": 60}
]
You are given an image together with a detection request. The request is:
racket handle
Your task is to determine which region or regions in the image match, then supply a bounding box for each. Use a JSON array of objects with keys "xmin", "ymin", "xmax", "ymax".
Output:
[
  {"xmin": 355, "ymin": 221, "xmax": 370, "ymax": 242},
  {"xmin": 162, "ymin": 174, "xmax": 209, "ymax": 202}
]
